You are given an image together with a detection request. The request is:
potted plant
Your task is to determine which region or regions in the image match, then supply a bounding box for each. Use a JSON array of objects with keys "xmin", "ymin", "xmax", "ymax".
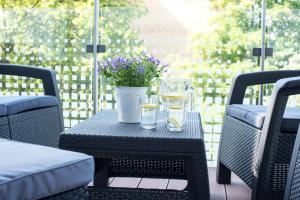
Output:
[{"xmin": 99, "ymin": 55, "xmax": 165, "ymax": 123}]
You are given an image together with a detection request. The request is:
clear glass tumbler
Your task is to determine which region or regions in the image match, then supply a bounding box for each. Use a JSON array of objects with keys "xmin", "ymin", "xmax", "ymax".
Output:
[
  {"xmin": 166, "ymin": 96, "xmax": 187, "ymax": 132},
  {"xmin": 141, "ymin": 97, "xmax": 158, "ymax": 130},
  {"xmin": 159, "ymin": 78, "xmax": 193, "ymax": 121}
]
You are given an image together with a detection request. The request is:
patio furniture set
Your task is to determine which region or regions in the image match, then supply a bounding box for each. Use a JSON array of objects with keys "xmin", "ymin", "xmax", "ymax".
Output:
[{"xmin": 1, "ymin": 63, "xmax": 300, "ymax": 200}]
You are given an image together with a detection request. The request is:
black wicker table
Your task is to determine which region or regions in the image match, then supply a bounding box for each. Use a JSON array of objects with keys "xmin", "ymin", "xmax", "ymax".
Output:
[{"xmin": 59, "ymin": 110, "xmax": 209, "ymax": 200}]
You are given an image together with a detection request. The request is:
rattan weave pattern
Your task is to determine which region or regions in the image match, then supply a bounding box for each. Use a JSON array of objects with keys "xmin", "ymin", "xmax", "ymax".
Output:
[
  {"xmin": 87, "ymin": 187, "xmax": 189, "ymax": 200},
  {"xmin": 0, "ymin": 116, "xmax": 10, "ymax": 139},
  {"xmin": 269, "ymin": 133, "xmax": 296, "ymax": 191},
  {"xmin": 60, "ymin": 111, "xmax": 204, "ymax": 153},
  {"xmin": 0, "ymin": 116, "xmax": 8, "ymax": 125},
  {"xmin": 109, "ymin": 158, "xmax": 186, "ymax": 178},
  {"xmin": 9, "ymin": 106, "xmax": 61, "ymax": 147},
  {"xmin": 59, "ymin": 111, "xmax": 210, "ymax": 200},
  {"xmin": 220, "ymin": 116, "xmax": 296, "ymax": 194},
  {"xmin": 219, "ymin": 115, "xmax": 261, "ymax": 187},
  {"xmin": 63, "ymin": 111, "xmax": 202, "ymax": 139},
  {"xmin": 41, "ymin": 186, "xmax": 88, "ymax": 200},
  {"xmin": 289, "ymin": 150, "xmax": 300, "ymax": 200},
  {"xmin": 263, "ymin": 98, "xmax": 288, "ymax": 194}
]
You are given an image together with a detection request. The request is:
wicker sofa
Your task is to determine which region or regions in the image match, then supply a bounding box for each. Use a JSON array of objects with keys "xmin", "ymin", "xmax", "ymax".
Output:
[
  {"xmin": 0, "ymin": 64, "xmax": 64, "ymax": 147},
  {"xmin": 217, "ymin": 71, "xmax": 300, "ymax": 200}
]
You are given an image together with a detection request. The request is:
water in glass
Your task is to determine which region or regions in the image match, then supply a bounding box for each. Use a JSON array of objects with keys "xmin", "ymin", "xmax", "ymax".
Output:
[
  {"xmin": 141, "ymin": 97, "xmax": 158, "ymax": 129},
  {"xmin": 166, "ymin": 96, "xmax": 187, "ymax": 132}
]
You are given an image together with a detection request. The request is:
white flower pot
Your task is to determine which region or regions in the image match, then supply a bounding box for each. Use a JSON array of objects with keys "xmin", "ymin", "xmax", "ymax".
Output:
[{"xmin": 115, "ymin": 87, "xmax": 147, "ymax": 123}]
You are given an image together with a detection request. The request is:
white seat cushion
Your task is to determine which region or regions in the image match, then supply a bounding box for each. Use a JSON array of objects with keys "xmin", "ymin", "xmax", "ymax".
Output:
[{"xmin": 0, "ymin": 139, "xmax": 94, "ymax": 200}]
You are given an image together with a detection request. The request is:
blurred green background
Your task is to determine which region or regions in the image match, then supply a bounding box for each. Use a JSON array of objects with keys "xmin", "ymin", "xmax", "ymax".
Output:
[{"xmin": 0, "ymin": 0, "xmax": 299, "ymax": 166}]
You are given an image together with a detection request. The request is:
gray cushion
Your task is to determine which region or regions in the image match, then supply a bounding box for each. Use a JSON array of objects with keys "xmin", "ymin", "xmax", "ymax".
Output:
[
  {"xmin": 0, "ymin": 139, "xmax": 94, "ymax": 200},
  {"xmin": 228, "ymin": 104, "xmax": 300, "ymax": 132},
  {"xmin": 0, "ymin": 96, "xmax": 58, "ymax": 116}
]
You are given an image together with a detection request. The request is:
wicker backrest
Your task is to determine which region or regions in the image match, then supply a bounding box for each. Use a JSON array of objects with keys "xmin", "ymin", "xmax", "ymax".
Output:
[
  {"xmin": 284, "ymin": 125, "xmax": 300, "ymax": 200},
  {"xmin": 0, "ymin": 64, "xmax": 64, "ymax": 131}
]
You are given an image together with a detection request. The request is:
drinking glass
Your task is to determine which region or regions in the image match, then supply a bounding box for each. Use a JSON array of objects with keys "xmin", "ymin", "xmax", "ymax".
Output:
[
  {"xmin": 166, "ymin": 96, "xmax": 187, "ymax": 132},
  {"xmin": 141, "ymin": 97, "xmax": 158, "ymax": 129},
  {"xmin": 159, "ymin": 78, "xmax": 193, "ymax": 111}
]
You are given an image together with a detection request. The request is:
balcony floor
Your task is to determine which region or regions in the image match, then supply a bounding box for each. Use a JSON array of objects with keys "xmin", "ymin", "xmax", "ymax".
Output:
[{"xmin": 106, "ymin": 167, "xmax": 251, "ymax": 200}]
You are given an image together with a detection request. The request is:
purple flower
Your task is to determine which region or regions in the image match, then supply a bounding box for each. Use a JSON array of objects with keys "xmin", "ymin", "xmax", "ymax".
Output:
[
  {"xmin": 136, "ymin": 66, "xmax": 144, "ymax": 74},
  {"xmin": 115, "ymin": 56, "xmax": 126, "ymax": 64},
  {"xmin": 155, "ymin": 59, "xmax": 160, "ymax": 66},
  {"xmin": 111, "ymin": 59, "xmax": 119, "ymax": 68},
  {"xmin": 111, "ymin": 56, "xmax": 126, "ymax": 67},
  {"xmin": 147, "ymin": 55, "xmax": 160, "ymax": 66},
  {"xmin": 147, "ymin": 55, "xmax": 156, "ymax": 63}
]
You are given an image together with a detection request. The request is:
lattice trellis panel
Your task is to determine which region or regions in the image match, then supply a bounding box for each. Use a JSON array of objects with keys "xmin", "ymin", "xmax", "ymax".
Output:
[
  {"xmin": 0, "ymin": 64, "xmax": 94, "ymax": 128},
  {"xmin": 0, "ymin": 8, "xmax": 94, "ymax": 128},
  {"xmin": 192, "ymin": 70, "xmax": 261, "ymax": 166},
  {"xmin": 1, "ymin": 4, "xmax": 299, "ymax": 167},
  {"xmin": 0, "ymin": 75, "xmax": 44, "ymax": 96},
  {"xmin": 97, "ymin": 5, "xmax": 262, "ymax": 166}
]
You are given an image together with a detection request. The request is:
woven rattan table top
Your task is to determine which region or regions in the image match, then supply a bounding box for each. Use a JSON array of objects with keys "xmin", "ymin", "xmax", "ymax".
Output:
[{"xmin": 59, "ymin": 110, "xmax": 204, "ymax": 154}]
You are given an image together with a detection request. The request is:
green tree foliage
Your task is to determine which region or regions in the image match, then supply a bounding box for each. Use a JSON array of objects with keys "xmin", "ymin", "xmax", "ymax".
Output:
[
  {"xmin": 266, "ymin": 8, "xmax": 300, "ymax": 69},
  {"xmin": 0, "ymin": 0, "xmax": 146, "ymax": 122},
  {"xmin": 193, "ymin": 0, "xmax": 300, "ymax": 74},
  {"xmin": 187, "ymin": 0, "xmax": 300, "ymax": 134},
  {"xmin": 0, "ymin": 0, "xmax": 146, "ymax": 65}
]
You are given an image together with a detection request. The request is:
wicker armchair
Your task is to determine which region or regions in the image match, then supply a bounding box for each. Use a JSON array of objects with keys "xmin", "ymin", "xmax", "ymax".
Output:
[
  {"xmin": 0, "ymin": 65, "xmax": 93, "ymax": 199},
  {"xmin": 284, "ymin": 125, "xmax": 300, "ymax": 200},
  {"xmin": 0, "ymin": 64, "xmax": 64, "ymax": 147},
  {"xmin": 217, "ymin": 71, "xmax": 300, "ymax": 200}
]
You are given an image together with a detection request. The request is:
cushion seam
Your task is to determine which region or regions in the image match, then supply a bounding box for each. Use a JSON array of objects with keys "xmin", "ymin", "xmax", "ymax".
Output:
[
  {"xmin": 229, "ymin": 105, "xmax": 300, "ymax": 131},
  {"xmin": 0, "ymin": 96, "xmax": 57, "ymax": 115},
  {"xmin": 230, "ymin": 104, "xmax": 300, "ymax": 119},
  {"xmin": 227, "ymin": 115, "xmax": 263, "ymax": 130},
  {"xmin": 230, "ymin": 104, "xmax": 266, "ymax": 117},
  {"xmin": 0, "ymin": 156, "xmax": 92, "ymax": 186}
]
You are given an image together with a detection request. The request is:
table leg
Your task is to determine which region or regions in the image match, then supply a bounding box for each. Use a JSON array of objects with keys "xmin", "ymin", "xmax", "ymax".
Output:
[
  {"xmin": 94, "ymin": 158, "xmax": 109, "ymax": 187},
  {"xmin": 186, "ymin": 156, "xmax": 210, "ymax": 200}
]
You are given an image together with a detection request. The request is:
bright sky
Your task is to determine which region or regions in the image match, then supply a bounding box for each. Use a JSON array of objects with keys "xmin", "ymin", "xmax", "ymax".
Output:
[{"xmin": 158, "ymin": 0, "xmax": 213, "ymax": 33}]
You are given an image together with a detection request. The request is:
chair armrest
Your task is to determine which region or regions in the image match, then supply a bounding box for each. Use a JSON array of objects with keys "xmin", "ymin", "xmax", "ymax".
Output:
[
  {"xmin": 0, "ymin": 63, "xmax": 64, "ymax": 131},
  {"xmin": 0, "ymin": 64, "xmax": 59, "ymax": 98},
  {"xmin": 263, "ymin": 76, "xmax": 300, "ymax": 136},
  {"xmin": 254, "ymin": 77, "xmax": 300, "ymax": 198},
  {"xmin": 284, "ymin": 124, "xmax": 300, "ymax": 200},
  {"xmin": 228, "ymin": 70, "xmax": 300, "ymax": 105}
]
